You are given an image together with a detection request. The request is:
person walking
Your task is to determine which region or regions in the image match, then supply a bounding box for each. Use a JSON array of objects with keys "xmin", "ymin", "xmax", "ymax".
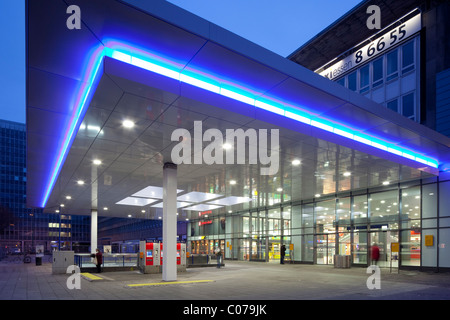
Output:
[{"xmin": 280, "ymin": 244, "xmax": 286, "ymax": 264}]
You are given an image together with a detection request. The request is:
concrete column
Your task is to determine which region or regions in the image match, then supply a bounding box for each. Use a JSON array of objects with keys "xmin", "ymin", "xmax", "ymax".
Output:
[
  {"xmin": 91, "ymin": 163, "xmax": 98, "ymax": 254},
  {"xmin": 91, "ymin": 209, "xmax": 98, "ymax": 253},
  {"xmin": 162, "ymin": 162, "xmax": 177, "ymax": 281}
]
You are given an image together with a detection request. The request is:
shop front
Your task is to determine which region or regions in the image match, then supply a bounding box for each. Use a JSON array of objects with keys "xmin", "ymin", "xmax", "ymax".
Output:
[{"xmin": 188, "ymin": 179, "xmax": 450, "ymax": 271}]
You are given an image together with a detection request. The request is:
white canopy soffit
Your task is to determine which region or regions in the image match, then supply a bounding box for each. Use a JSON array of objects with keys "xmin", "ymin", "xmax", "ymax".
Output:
[{"xmin": 26, "ymin": 0, "xmax": 450, "ymax": 220}]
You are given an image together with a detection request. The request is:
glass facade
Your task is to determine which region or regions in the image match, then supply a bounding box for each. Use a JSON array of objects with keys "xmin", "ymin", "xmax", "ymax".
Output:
[{"xmin": 188, "ymin": 177, "xmax": 450, "ymax": 270}]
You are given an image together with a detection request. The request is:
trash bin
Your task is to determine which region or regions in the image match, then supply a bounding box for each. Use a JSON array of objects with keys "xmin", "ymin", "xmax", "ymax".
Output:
[
  {"xmin": 334, "ymin": 255, "xmax": 351, "ymax": 268},
  {"xmin": 35, "ymin": 257, "xmax": 42, "ymax": 266}
]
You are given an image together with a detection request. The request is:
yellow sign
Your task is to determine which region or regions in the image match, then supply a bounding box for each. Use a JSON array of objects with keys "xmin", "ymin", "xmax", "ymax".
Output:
[
  {"xmin": 425, "ymin": 235, "xmax": 434, "ymax": 246},
  {"xmin": 229, "ymin": 245, "xmax": 232, "ymax": 251},
  {"xmin": 391, "ymin": 242, "xmax": 399, "ymax": 252},
  {"xmin": 289, "ymin": 244, "xmax": 294, "ymax": 251},
  {"xmin": 227, "ymin": 241, "xmax": 229, "ymax": 248}
]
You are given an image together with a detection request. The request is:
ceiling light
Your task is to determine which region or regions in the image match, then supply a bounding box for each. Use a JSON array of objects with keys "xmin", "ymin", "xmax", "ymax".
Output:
[
  {"xmin": 229, "ymin": 180, "xmax": 237, "ymax": 185},
  {"xmin": 103, "ymin": 207, "xmax": 108, "ymax": 210},
  {"xmin": 128, "ymin": 214, "xmax": 132, "ymax": 218},
  {"xmin": 315, "ymin": 194, "xmax": 321, "ymax": 198},
  {"xmin": 122, "ymin": 119, "xmax": 135, "ymax": 128},
  {"xmin": 277, "ymin": 187, "xmax": 283, "ymax": 192},
  {"xmin": 292, "ymin": 159, "xmax": 301, "ymax": 166},
  {"xmin": 93, "ymin": 159, "xmax": 102, "ymax": 165},
  {"xmin": 382, "ymin": 181, "xmax": 390, "ymax": 185},
  {"xmin": 177, "ymin": 191, "xmax": 222, "ymax": 203},
  {"xmin": 116, "ymin": 197, "xmax": 158, "ymax": 206},
  {"xmin": 77, "ymin": 180, "xmax": 84, "ymax": 185},
  {"xmin": 343, "ymin": 172, "xmax": 351, "ymax": 177},
  {"xmin": 65, "ymin": 196, "xmax": 72, "ymax": 200}
]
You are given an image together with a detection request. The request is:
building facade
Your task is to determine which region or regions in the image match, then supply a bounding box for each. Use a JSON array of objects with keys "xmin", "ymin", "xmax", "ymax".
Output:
[
  {"xmin": 187, "ymin": 0, "xmax": 450, "ymax": 271},
  {"xmin": 0, "ymin": 119, "xmax": 91, "ymax": 256},
  {"xmin": 289, "ymin": 0, "xmax": 450, "ymax": 136}
]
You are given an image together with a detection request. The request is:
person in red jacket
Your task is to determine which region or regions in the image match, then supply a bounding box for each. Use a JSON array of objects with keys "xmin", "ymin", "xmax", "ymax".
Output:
[
  {"xmin": 371, "ymin": 244, "xmax": 380, "ymax": 265},
  {"xmin": 95, "ymin": 248, "xmax": 103, "ymax": 273}
]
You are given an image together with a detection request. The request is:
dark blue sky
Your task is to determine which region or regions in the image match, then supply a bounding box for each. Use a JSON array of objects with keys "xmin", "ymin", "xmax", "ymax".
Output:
[{"xmin": 0, "ymin": 0, "xmax": 362, "ymax": 124}]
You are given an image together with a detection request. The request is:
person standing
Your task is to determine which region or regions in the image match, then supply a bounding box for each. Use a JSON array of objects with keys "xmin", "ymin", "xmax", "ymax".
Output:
[
  {"xmin": 280, "ymin": 244, "xmax": 286, "ymax": 264},
  {"xmin": 215, "ymin": 247, "xmax": 222, "ymax": 268},
  {"xmin": 95, "ymin": 248, "xmax": 103, "ymax": 273}
]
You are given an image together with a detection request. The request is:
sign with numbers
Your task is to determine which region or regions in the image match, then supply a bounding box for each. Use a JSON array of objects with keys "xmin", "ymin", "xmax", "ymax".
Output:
[{"xmin": 317, "ymin": 13, "xmax": 421, "ymax": 80}]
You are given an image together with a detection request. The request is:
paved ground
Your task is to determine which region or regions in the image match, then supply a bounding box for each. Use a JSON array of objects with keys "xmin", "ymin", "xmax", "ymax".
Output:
[{"xmin": 1, "ymin": 259, "xmax": 450, "ymax": 302}]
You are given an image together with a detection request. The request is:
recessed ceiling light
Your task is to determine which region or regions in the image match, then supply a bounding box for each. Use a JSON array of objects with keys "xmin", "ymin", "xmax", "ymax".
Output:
[
  {"xmin": 229, "ymin": 180, "xmax": 237, "ymax": 185},
  {"xmin": 65, "ymin": 196, "xmax": 72, "ymax": 200},
  {"xmin": 315, "ymin": 194, "xmax": 321, "ymax": 198},
  {"xmin": 122, "ymin": 119, "xmax": 135, "ymax": 128},
  {"xmin": 292, "ymin": 159, "xmax": 301, "ymax": 166},
  {"xmin": 343, "ymin": 172, "xmax": 351, "ymax": 177},
  {"xmin": 382, "ymin": 181, "xmax": 390, "ymax": 185},
  {"xmin": 93, "ymin": 159, "xmax": 102, "ymax": 165},
  {"xmin": 77, "ymin": 180, "xmax": 84, "ymax": 185},
  {"xmin": 128, "ymin": 214, "xmax": 132, "ymax": 218},
  {"xmin": 277, "ymin": 187, "xmax": 283, "ymax": 192},
  {"xmin": 103, "ymin": 207, "xmax": 108, "ymax": 210}
]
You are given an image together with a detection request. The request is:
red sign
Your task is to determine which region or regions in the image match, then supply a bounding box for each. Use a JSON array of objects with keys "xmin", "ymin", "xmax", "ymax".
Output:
[{"xmin": 199, "ymin": 210, "xmax": 212, "ymax": 217}]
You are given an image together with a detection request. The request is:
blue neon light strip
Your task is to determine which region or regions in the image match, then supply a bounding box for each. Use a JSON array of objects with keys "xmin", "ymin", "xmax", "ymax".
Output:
[{"xmin": 40, "ymin": 42, "xmax": 439, "ymax": 207}]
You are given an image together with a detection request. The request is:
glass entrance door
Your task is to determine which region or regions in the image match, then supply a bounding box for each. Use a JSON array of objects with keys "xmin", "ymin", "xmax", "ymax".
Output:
[
  {"xmin": 369, "ymin": 230, "xmax": 399, "ymax": 268},
  {"xmin": 316, "ymin": 234, "xmax": 335, "ymax": 265}
]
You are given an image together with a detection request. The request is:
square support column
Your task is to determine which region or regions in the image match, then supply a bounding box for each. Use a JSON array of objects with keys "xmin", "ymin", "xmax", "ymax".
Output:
[
  {"xmin": 162, "ymin": 162, "xmax": 177, "ymax": 281},
  {"xmin": 91, "ymin": 209, "xmax": 98, "ymax": 254}
]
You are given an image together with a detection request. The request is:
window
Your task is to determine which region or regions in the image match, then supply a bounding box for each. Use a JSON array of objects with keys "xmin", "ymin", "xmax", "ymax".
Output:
[
  {"xmin": 348, "ymin": 72, "xmax": 357, "ymax": 91},
  {"xmin": 402, "ymin": 92, "xmax": 415, "ymax": 119},
  {"xmin": 386, "ymin": 49, "xmax": 398, "ymax": 81},
  {"xmin": 336, "ymin": 77, "xmax": 345, "ymax": 87},
  {"xmin": 359, "ymin": 65, "xmax": 370, "ymax": 93},
  {"xmin": 402, "ymin": 41, "xmax": 414, "ymax": 73},
  {"xmin": 386, "ymin": 99, "xmax": 398, "ymax": 112},
  {"xmin": 372, "ymin": 57, "xmax": 383, "ymax": 87}
]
